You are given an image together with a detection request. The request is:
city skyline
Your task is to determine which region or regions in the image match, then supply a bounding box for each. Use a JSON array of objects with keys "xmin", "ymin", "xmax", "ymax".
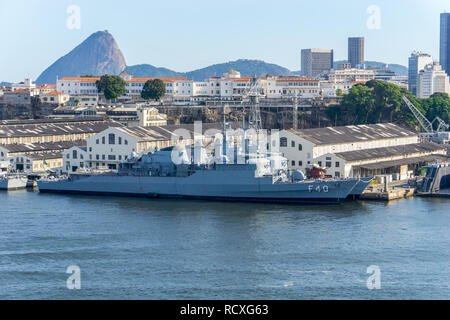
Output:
[{"xmin": 0, "ymin": 0, "xmax": 449, "ymax": 82}]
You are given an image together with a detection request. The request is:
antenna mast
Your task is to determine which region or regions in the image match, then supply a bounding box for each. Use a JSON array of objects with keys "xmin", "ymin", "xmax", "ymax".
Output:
[{"xmin": 243, "ymin": 76, "xmax": 263, "ymax": 131}]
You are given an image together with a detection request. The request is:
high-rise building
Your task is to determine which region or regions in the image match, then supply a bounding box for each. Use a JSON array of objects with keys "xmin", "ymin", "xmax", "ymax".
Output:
[
  {"xmin": 408, "ymin": 52, "xmax": 433, "ymax": 96},
  {"xmin": 348, "ymin": 37, "xmax": 365, "ymax": 68},
  {"xmin": 417, "ymin": 61, "xmax": 450, "ymax": 99},
  {"xmin": 440, "ymin": 13, "xmax": 450, "ymax": 76},
  {"xmin": 301, "ymin": 49, "xmax": 334, "ymax": 78}
]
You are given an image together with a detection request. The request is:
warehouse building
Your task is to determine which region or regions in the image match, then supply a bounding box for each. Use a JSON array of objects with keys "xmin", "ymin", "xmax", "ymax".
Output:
[
  {"xmin": 62, "ymin": 123, "xmax": 236, "ymax": 172},
  {"xmin": 0, "ymin": 140, "xmax": 86, "ymax": 172},
  {"xmin": 314, "ymin": 142, "xmax": 447, "ymax": 179},
  {"xmin": 9, "ymin": 152, "xmax": 63, "ymax": 173},
  {"xmin": 0, "ymin": 118, "xmax": 119, "ymax": 172},
  {"xmin": 278, "ymin": 123, "xmax": 448, "ymax": 178},
  {"xmin": 0, "ymin": 118, "xmax": 121, "ymax": 144}
]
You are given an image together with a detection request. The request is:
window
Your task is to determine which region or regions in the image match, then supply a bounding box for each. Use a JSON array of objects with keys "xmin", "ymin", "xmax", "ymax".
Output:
[
  {"xmin": 118, "ymin": 137, "xmax": 122, "ymax": 145},
  {"xmin": 108, "ymin": 155, "xmax": 116, "ymax": 160},
  {"xmin": 326, "ymin": 157, "xmax": 332, "ymax": 161},
  {"xmin": 280, "ymin": 137, "xmax": 287, "ymax": 147},
  {"xmin": 96, "ymin": 139, "xmax": 99, "ymax": 144},
  {"xmin": 291, "ymin": 141, "xmax": 295, "ymax": 148},
  {"xmin": 298, "ymin": 144, "xmax": 302, "ymax": 151},
  {"xmin": 335, "ymin": 162, "xmax": 340, "ymax": 168},
  {"xmin": 326, "ymin": 162, "xmax": 332, "ymax": 168},
  {"xmin": 298, "ymin": 161, "xmax": 302, "ymax": 166},
  {"xmin": 318, "ymin": 161, "xmax": 322, "ymax": 166},
  {"xmin": 291, "ymin": 161, "xmax": 295, "ymax": 166},
  {"xmin": 124, "ymin": 140, "xmax": 128, "ymax": 145},
  {"xmin": 102, "ymin": 155, "xmax": 105, "ymax": 160},
  {"xmin": 96, "ymin": 154, "xmax": 99, "ymax": 160},
  {"xmin": 73, "ymin": 150, "xmax": 77, "ymax": 159},
  {"xmin": 109, "ymin": 133, "xmax": 115, "ymax": 145},
  {"xmin": 335, "ymin": 172, "xmax": 340, "ymax": 178},
  {"xmin": 119, "ymin": 155, "xmax": 122, "ymax": 160},
  {"xmin": 102, "ymin": 136, "xmax": 105, "ymax": 144}
]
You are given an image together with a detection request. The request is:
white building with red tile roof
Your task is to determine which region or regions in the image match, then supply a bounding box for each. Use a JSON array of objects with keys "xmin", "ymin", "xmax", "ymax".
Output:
[
  {"xmin": 11, "ymin": 78, "xmax": 36, "ymax": 93},
  {"xmin": 55, "ymin": 71, "xmax": 328, "ymax": 102},
  {"xmin": 39, "ymin": 91, "xmax": 70, "ymax": 105},
  {"xmin": 56, "ymin": 74, "xmax": 193, "ymax": 101},
  {"xmin": 1, "ymin": 89, "xmax": 32, "ymax": 105},
  {"xmin": 266, "ymin": 76, "xmax": 320, "ymax": 98},
  {"xmin": 33, "ymin": 84, "xmax": 57, "ymax": 95}
]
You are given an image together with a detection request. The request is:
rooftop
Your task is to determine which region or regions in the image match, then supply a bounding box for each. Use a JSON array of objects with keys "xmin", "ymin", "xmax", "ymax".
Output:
[
  {"xmin": 43, "ymin": 91, "xmax": 65, "ymax": 95},
  {"xmin": 288, "ymin": 123, "xmax": 417, "ymax": 145},
  {"xmin": 6, "ymin": 89, "xmax": 29, "ymax": 94},
  {"xmin": 115, "ymin": 122, "xmax": 239, "ymax": 142},
  {"xmin": 1, "ymin": 140, "xmax": 86, "ymax": 153},
  {"xmin": 0, "ymin": 118, "xmax": 121, "ymax": 138},
  {"xmin": 0, "ymin": 117, "xmax": 107, "ymax": 126},
  {"xmin": 357, "ymin": 155, "xmax": 449, "ymax": 170},
  {"xmin": 59, "ymin": 76, "xmax": 189, "ymax": 83},
  {"xmin": 25, "ymin": 152, "xmax": 63, "ymax": 161},
  {"xmin": 334, "ymin": 142, "xmax": 446, "ymax": 162}
]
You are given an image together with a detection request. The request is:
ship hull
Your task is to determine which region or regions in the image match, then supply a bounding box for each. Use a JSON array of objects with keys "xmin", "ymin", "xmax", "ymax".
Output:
[
  {"xmin": 0, "ymin": 177, "xmax": 28, "ymax": 191},
  {"xmin": 37, "ymin": 170, "xmax": 359, "ymax": 204},
  {"xmin": 38, "ymin": 188, "xmax": 347, "ymax": 204},
  {"xmin": 346, "ymin": 177, "xmax": 373, "ymax": 199}
]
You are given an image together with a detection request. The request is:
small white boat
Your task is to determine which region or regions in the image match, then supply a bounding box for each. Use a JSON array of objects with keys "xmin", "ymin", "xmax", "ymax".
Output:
[{"xmin": 0, "ymin": 174, "xmax": 28, "ymax": 191}]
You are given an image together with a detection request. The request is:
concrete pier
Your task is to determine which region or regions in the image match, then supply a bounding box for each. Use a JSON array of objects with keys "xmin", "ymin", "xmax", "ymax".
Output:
[{"xmin": 361, "ymin": 186, "xmax": 415, "ymax": 201}]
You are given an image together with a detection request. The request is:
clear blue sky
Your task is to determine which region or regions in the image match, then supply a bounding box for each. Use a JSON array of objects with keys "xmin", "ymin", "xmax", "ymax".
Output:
[{"xmin": 0, "ymin": 0, "xmax": 448, "ymax": 82}]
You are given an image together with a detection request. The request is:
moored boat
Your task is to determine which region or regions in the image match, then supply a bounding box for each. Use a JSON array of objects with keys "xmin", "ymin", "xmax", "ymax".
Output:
[
  {"xmin": 0, "ymin": 174, "xmax": 28, "ymax": 191},
  {"xmin": 38, "ymin": 147, "xmax": 360, "ymax": 204}
]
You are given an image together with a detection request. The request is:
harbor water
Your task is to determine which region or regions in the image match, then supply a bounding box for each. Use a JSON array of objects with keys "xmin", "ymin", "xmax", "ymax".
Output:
[{"xmin": 0, "ymin": 190, "xmax": 449, "ymax": 299}]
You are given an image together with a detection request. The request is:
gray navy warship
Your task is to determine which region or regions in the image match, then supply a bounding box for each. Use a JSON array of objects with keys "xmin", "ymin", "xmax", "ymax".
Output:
[
  {"xmin": 37, "ymin": 91, "xmax": 371, "ymax": 203},
  {"xmin": 38, "ymin": 144, "xmax": 364, "ymax": 204}
]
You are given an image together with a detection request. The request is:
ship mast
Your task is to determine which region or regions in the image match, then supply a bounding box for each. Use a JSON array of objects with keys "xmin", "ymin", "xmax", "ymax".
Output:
[{"xmin": 242, "ymin": 76, "xmax": 263, "ymax": 131}]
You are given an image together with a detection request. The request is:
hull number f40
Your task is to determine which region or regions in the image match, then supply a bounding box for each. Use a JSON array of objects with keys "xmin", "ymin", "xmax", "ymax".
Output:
[{"xmin": 308, "ymin": 185, "xmax": 329, "ymax": 193}]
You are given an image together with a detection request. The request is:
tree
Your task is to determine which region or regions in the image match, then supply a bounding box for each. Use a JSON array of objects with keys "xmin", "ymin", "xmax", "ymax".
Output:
[
  {"xmin": 421, "ymin": 92, "xmax": 450, "ymax": 127},
  {"xmin": 335, "ymin": 88, "xmax": 343, "ymax": 96},
  {"xmin": 325, "ymin": 80, "xmax": 423, "ymax": 129},
  {"xmin": 96, "ymin": 75, "xmax": 126, "ymax": 101},
  {"xmin": 141, "ymin": 79, "xmax": 166, "ymax": 101},
  {"xmin": 328, "ymin": 84, "xmax": 375, "ymax": 124}
]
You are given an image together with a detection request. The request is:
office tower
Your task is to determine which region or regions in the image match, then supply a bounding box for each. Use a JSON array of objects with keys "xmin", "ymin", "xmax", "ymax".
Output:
[
  {"xmin": 348, "ymin": 37, "xmax": 365, "ymax": 68},
  {"xmin": 301, "ymin": 49, "xmax": 334, "ymax": 78},
  {"xmin": 440, "ymin": 13, "xmax": 450, "ymax": 76},
  {"xmin": 408, "ymin": 52, "xmax": 433, "ymax": 96},
  {"xmin": 417, "ymin": 61, "xmax": 450, "ymax": 98}
]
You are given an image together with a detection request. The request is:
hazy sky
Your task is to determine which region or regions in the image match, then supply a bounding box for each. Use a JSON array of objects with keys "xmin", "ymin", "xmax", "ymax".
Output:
[{"xmin": 0, "ymin": 0, "xmax": 448, "ymax": 82}]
